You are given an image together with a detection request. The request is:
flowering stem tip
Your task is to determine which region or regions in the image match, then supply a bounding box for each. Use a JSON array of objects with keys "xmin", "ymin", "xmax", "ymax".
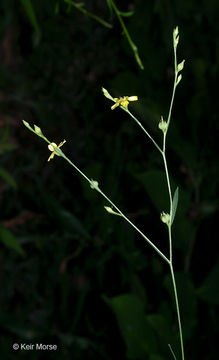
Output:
[
  {"xmin": 48, "ymin": 140, "xmax": 66, "ymax": 162},
  {"xmin": 111, "ymin": 96, "xmax": 138, "ymax": 110}
]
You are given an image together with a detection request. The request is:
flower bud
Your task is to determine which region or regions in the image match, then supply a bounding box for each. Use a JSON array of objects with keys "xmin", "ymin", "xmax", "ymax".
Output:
[
  {"xmin": 158, "ymin": 116, "xmax": 167, "ymax": 133},
  {"xmin": 90, "ymin": 180, "xmax": 99, "ymax": 189},
  {"xmin": 177, "ymin": 60, "xmax": 185, "ymax": 73},
  {"xmin": 160, "ymin": 212, "xmax": 170, "ymax": 225}
]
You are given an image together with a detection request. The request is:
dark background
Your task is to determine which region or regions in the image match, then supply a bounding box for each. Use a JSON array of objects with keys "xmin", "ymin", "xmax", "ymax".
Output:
[{"xmin": 0, "ymin": 0, "xmax": 219, "ymax": 359}]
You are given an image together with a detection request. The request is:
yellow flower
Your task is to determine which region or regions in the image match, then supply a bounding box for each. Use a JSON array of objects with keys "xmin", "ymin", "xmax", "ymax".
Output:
[
  {"xmin": 47, "ymin": 140, "xmax": 66, "ymax": 162},
  {"xmin": 111, "ymin": 96, "xmax": 138, "ymax": 110}
]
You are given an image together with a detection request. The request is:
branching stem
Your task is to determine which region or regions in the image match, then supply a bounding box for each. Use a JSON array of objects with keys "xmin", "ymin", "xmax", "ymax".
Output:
[{"xmin": 23, "ymin": 25, "xmax": 186, "ymax": 360}]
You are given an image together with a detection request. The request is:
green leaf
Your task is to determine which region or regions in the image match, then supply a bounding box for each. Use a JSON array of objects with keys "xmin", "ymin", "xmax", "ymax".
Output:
[
  {"xmin": 104, "ymin": 206, "xmax": 122, "ymax": 216},
  {"xmin": 171, "ymin": 187, "xmax": 179, "ymax": 225},
  {"xmin": 0, "ymin": 167, "xmax": 17, "ymax": 189},
  {"xmin": 20, "ymin": 0, "xmax": 41, "ymax": 45},
  {"xmin": 196, "ymin": 261, "xmax": 219, "ymax": 304},
  {"xmin": 118, "ymin": 10, "xmax": 135, "ymax": 17},
  {"xmin": 0, "ymin": 226, "xmax": 26, "ymax": 256},
  {"xmin": 104, "ymin": 294, "xmax": 157, "ymax": 358}
]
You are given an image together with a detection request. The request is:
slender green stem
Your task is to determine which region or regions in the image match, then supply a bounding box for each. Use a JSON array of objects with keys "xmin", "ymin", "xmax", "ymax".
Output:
[
  {"xmin": 61, "ymin": 152, "xmax": 169, "ymax": 263},
  {"xmin": 23, "ymin": 26, "xmax": 186, "ymax": 360},
  {"xmin": 168, "ymin": 344, "xmax": 177, "ymax": 360},
  {"xmin": 162, "ymin": 151, "xmax": 173, "ymax": 261},
  {"xmin": 161, "ymin": 30, "xmax": 185, "ymax": 360},
  {"xmin": 110, "ymin": 0, "xmax": 144, "ymax": 70},
  {"xmin": 61, "ymin": 152, "xmax": 92, "ymax": 184},
  {"xmin": 166, "ymin": 42, "xmax": 178, "ymax": 130},
  {"xmin": 64, "ymin": 0, "xmax": 112, "ymax": 29},
  {"xmin": 168, "ymin": 224, "xmax": 173, "ymax": 264},
  {"xmin": 125, "ymin": 108, "xmax": 163, "ymax": 154},
  {"xmin": 97, "ymin": 187, "xmax": 169, "ymax": 264},
  {"xmin": 22, "ymin": 119, "xmax": 169, "ymax": 263},
  {"xmin": 162, "ymin": 153, "xmax": 173, "ymax": 208},
  {"xmin": 170, "ymin": 262, "xmax": 185, "ymax": 360}
]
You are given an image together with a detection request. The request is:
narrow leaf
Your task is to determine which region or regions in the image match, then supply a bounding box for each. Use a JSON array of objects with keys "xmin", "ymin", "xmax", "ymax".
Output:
[
  {"xmin": 0, "ymin": 167, "xmax": 17, "ymax": 189},
  {"xmin": 171, "ymin": 187, "xmax": 179, "ymax": 225},
  {"xmin": 20, "ymin": 0, "xmax": 41, "ymax": 44},
  {"xmin": 118, "ymin": 10, "xmax": 134, "ymax": 17},
  {"xmin": 104, "ymin": 294, "xmax": 157, "ymax": 357},
  {"xmin": 104, "ymin": 206, "xmax": 122, "ymax": 217},
  {"xmin": 0, "ymin": 226, "xmax": 26, "ymax": 256}
]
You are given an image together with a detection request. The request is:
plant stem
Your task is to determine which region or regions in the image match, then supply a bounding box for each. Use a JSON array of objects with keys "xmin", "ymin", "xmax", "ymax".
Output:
[
  {"xmin": 23, "ymin": 25, "xmax": 186, "ymax": 360},
  {"xmin": 125, "ymin": 109, "xmax": 163, "ymax": 154},
  {"xmin": 166, "ymin": 39, "xmax": 178, "ymax": 130},
  {"xmin": 61, "ymin": 152, "xmax": 169, "ymax": 264},
  {"xmin": 110, "ymin": 0, "xmax": 144, "ymax": 70},
  {"xmin": 64, "ymin": 0, "xmax": 112, "ymax": 29},
  {"xmin": 170, "ymin": 262, "xmax": 185, "ymax": 360},
  {"xmin": 162, "ymin": 29, "xmax": 185, "ymax": 360}
]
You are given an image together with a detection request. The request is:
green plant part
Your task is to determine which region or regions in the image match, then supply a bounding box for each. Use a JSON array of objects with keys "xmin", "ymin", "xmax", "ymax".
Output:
[
  {"xmin": 23, "ymin": 27, "xmax": 186, "ymax": 360},
  {"xmin": 47, "ymin": 140, "xmax": 66, "ymax": 162},
  {"xmin": 158, "ymin": 115, "xmax": 167, "ymax": 134},
  {"xmin": 160, "ymin": 211, "xmax": 171, "ymax": 225},
  {"xmin": 64, "ymin": 0, "xmax": 112, "ymax": 29},
  {"xmin": 108, "ymin": 0, "xmax": 144, "ymax": 70}
]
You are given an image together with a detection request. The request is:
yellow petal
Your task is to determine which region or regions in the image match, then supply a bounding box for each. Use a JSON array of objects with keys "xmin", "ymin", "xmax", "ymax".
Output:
[
  {"xmin": 128, "ymin": 96, "xmax": 138, "ymax": 101},
  {"xmin": 111, "ymin": 102, "xmax": 119, "ymax": 110},
  {"xmin": 120, "ymin": 100, "xmax": 129, "ymax": 107},
  {"xmin": 48, "ymin": 153, "xmax": 55, "ymax": 162},
  {"xmin": 58, "ymin": 140, "xmax": 66, "ymax": 148}
]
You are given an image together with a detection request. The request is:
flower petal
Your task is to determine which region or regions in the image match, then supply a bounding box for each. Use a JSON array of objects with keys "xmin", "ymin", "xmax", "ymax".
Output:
[
  {"xmin": 128, "ymin": 96, "xmax": 138, "ymax": 101},
  {"xmin": 111, "ymin": 102, "xmax": 119, "ymax": 110}
]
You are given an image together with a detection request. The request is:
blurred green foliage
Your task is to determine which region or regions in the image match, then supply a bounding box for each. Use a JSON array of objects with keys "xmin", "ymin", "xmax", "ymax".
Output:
[{"xmin": 0, "ymin": 0, "xmax": 218, "ymax": 359}]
